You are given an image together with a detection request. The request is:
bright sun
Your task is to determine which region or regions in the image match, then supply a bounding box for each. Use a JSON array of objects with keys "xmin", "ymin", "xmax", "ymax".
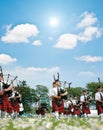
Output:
[{"xmin": 49, "ymin": 17, "xmax": 59, "ymax": 27}]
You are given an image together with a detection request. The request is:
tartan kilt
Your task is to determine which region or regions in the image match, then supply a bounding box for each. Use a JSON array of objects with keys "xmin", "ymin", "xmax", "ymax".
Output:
[
  {"xmin": 36, "ymin": 108, "xmax": 45, "ymax": 115},
  {"xmin": 12, "ymin": 100, "xmax": 20, "ymax": 112},
  {"xmin": 64, "ymin": 110, "xmax": 68, "ymax": 115},
  {"xmin": 0, "ymin": 96, "xmax": 3, "ymax": 109},
  {"xmin": 0, "ymin": 104, "xmax": 3, "ymax": 109},
  {"xmin": 67, "ymin": 105, "xmax": 73, "ymax": 115},
  {"xmin": 96, "ymin": 101, "xmax": 103, "ymax": 115},
  {"xmin": 73, "ymin": 105, "xmax": 81, "ymax": 115},
  {"xmin": 40, "ymin": 108, "xmax": 45, "ymax": 115},
  {"xmin": 2, "ymin": 96, "xmax": 13, "ymax": 113},
  {"xmin": 52, "ymin": 99, "xmax": 64, "ymax": 113},
  {"xmin": 82, "ymin": 103, "xmax": 90, "ymax": 114}
]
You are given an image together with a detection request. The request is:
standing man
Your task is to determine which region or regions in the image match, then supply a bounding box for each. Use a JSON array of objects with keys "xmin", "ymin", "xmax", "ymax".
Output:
[
  {"xmin": 50, "ymin": 80, "xmax": 67, "ymax": 119},
  {"xmin": 80, "ymin": 90, "xmax": 92, "ymax": 117},
  {"xmin": 95, "ymin": 86, "xmax": 103, "ymax": 120}
]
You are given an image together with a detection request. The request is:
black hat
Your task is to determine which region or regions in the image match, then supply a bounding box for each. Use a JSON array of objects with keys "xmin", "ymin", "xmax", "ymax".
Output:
[
  {"xmin": 83, "ymin": 90, "xmax": 86, "ymax": 92},
  {"xmin": 98, "ymin": 86, "xmax": 102, "ymax": 89}
]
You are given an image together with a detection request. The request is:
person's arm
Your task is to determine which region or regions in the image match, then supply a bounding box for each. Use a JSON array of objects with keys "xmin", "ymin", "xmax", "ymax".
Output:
[
  {"xmin": 9, "ymin": 92, "xmax": 15, "ymax": 99},
  {"xmin": 80, "ymin": 96, "xmax": 85, "ymax": 104},
  {"xmin": 95, "ymin": 93, "xmax": 103, "ymax": 103},
  {"xmin": 50, "ymin": 89, "xmax": 61, "ymax": 99},
  {"xmin": 87, "ymin": 96, "xmax": 92, "ymax": 103},
  {"xmin": 0, "ymin": 91, "xmax": 3, "ymax": 95},
  {"xmin": 52, "ymin": 95, "xmax": 61, "ymax": 99},
  {"xmin": 96, "ymin": 99, "xmax": 103, "ymax": 103},
  {"xmin": 60, "ymin": 91, "xmax": 68, "ymax": 96},
  {"xmin": 4, "ymin": 85, "xmax": 13, "ymax": 92}
]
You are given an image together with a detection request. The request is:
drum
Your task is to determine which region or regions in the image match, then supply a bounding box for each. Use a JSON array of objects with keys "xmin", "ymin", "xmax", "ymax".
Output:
[{"xmin": 39, "ymin": 97, "xmax": 48, "ymax": 109}]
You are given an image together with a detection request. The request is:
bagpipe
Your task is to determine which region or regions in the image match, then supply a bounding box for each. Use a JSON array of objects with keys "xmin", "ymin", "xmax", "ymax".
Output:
[
  {"xmin": 74, "ymin": 100, "xmax": 81, "ymax": 110},
  {"xmin": 14, "ymin": 91, "xmax": 22, "ymax": 104},
  {"xmin": 87, "ymin": 92, "xmax": 92, "ymax": 101},
  {"xmin": 83, "ymin": 92, "xmax": 92, "ymax": 109}
]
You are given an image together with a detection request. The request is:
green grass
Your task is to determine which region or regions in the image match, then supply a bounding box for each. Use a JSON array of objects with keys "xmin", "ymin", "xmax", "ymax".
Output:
[{"xmin": 0, "ymin": 116, "xmax": 103, "ymax": 130}]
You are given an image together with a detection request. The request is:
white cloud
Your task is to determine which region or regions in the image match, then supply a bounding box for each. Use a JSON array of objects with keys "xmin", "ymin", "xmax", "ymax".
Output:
[
  {"xmin": 77, "ymin": 11, "xmax": 102, "ymax": 43},
  {"xmin": 27, "ymin": 66, "xmax": 59, "ymax": 72},
  {"xmin": 77, "ymin": 11, "xmax": 97, "ymax": 28},
  {"xmin": 1, "ymin": 23, "xmax": 39, "ymax": 43},
  {"xmin": 54, "ymin": 12, "xmax": 102, "ymax": 50},
  {"xmin": 0, "ymin": 54, "xmax": 17, "ymax": 64},
  {"xmin": 32, "ymin": 40, "xmax": 42, "ymax": 46},
  {"xmin": 78, "ymin": 71, "xmax": 95, "ymax": 77},
  {"xmin": 75, "ymin": 55, "xmax": 103, "ymax": 62},
  {"xmin": 79, "ymin": 26, "xmax": 102, "ymax": 42},
  {"xmin": 54, "ymin": 34, "xmax": 78, "ymax": 49},
  {"xmin": 4, "ymin": 66, "xmax": 60, "ymax": 88}
]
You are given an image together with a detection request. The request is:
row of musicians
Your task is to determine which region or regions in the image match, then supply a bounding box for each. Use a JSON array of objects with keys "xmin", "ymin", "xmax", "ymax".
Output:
[
  {"xmin": 0, "ymin": 74, "xmax": 22, "ymax": 118},
  {"xmin": 50, "ymin": 80, "xmax": 103, "ymax": 119}
]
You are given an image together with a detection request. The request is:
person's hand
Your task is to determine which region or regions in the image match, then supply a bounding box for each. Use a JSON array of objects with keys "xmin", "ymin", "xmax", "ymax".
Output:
[
  {"xmin": 0, "ymin": 91, "xmax": 4, "ymax": 95},
  {"xmin": 4, "ymin": 89, "xmax": 8, "ymax": 92},
  {"xmin": 58, "ymin": 96, "xmax": 61, "ymax": 99},
  {"xmin": 86, "ymin": 101, "xmax": 89, "ymax": 104}
]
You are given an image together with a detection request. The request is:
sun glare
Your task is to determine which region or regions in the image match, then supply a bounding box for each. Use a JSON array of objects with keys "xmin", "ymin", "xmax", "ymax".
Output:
[{"xmin": 49, "ymin": 17, "xmax": 59, "ymax": 27}]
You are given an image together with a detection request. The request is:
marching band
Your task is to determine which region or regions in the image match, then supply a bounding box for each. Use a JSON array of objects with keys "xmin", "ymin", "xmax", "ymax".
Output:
[
  {"xmin": 50, "ymin": 73, "xmax": 103, "ymax": 120},
  {"xmin": 0, "ymin": 66, "xmax": 103, "ymax": 120}
]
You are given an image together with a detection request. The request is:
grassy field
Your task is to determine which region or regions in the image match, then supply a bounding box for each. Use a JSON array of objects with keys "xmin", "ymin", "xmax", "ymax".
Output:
[{"xmin": 0, "ymin": 116, "xmax": 103, "ymax": 130}]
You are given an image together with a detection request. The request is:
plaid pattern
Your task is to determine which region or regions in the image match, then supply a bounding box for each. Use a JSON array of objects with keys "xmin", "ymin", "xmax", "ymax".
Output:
[
  {"xmin": 82, "ymin": 103, "xmax": 90, "ymax": 114},
  {"xmin": 2, "ymin": 96, "xmax": 13, "ymax": 113},
  {"xmin": 52, "ymin": 99, "xmax": 64, "ymax": 114},
  {"xmin": 96, "ymin": 101, "xmax": 103, "ymax": 115},
  {"xmin": 12, "ymin": 100, "xmax": 20, "ymax": 112}
]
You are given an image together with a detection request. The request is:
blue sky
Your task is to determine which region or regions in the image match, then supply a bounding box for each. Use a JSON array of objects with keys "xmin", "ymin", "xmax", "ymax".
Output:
[{"xmin": 0, "ymin": 0, "xmax": 103, "ymax": 88}]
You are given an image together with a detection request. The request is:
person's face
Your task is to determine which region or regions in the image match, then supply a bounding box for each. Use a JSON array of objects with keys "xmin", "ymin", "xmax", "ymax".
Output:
[
  {"xmin": 98, "ymin": 87, "xmax": 102, "ymax": 92},
  {"xmin": 70, "ymin": 97, "xmax": 72, "ymax": 100},
  {"xmin": 83, "ymin": 91, "xmax": 87, "ymax": 95},
  {"xmin": 56, "ymin": 81, "xmax": 61, "ymax": 86},
  {"xmin": 53, "ymin": 83, "xmax": 56, "ymax": 88},
  {"xmin": 74, "ymin": 96, "xmax": 77, "ymax": 99}
]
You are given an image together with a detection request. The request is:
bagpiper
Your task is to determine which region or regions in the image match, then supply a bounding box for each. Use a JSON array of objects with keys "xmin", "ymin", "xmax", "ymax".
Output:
[
  {"xmin": 80, "ymin": 90, "xmax": 92, "ymax": 117},
  {"xmin": 72, "ymin": 95, "xmax": 81, "ymax": 117},
  {"xmin": 50, "ymin": 73, "xmax": 68, "ymax": 119},
  {"xmin": 95, "ymin": 86, "xmax": 103, "ymax": 120}
]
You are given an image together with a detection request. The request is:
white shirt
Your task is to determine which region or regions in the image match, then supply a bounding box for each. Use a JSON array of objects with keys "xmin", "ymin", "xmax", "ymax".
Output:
[
  {"xmin": 64, "ymin": 101, "xmax": 69, "ymax": 108},
  {"xmin": 72, "ymin": 99, "xmax": 77, "ymax": 105},
  {"xmin": 80, "ymin": 95, "xmax": 88, "ymax": 102},
  {"xmin": 50, "ymin": 86, "xmax": 65, "ymax": 96},
  {"xmin": 50, "ymin": 87, "xmax": 58, "ymax": 97},
  {"xmin": 95, "ymin": 92, "xmax": 103, "ymax": 101},
  {"xmin": 0, "ymin": 82, "xmax": 3, "ymax": 91}
]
